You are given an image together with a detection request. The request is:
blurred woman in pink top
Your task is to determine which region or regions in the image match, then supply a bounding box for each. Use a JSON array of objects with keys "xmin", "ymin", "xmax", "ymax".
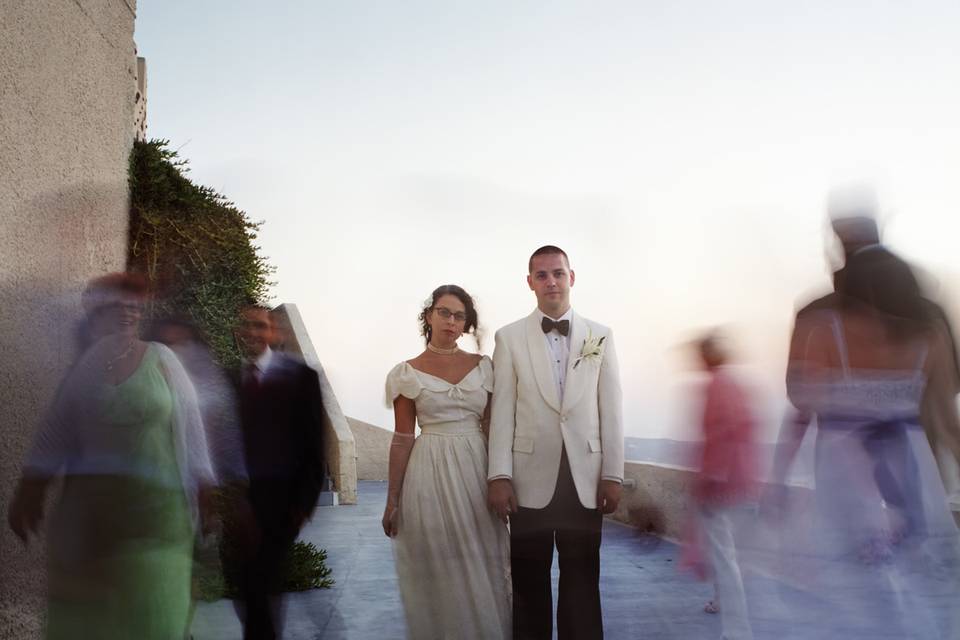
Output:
[{"xmin": 682, "ymin": 331, "xmax": 757, "ymax": 640}]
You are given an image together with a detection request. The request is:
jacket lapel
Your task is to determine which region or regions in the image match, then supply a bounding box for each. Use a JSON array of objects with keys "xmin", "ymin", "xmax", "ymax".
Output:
[
  {"xmin": 561, "ymin": 312, "xmax": 589, "ymax": 411},
  {"xmin": 525, "ymin": 311, "xmax": 561, "ymax": 413}
]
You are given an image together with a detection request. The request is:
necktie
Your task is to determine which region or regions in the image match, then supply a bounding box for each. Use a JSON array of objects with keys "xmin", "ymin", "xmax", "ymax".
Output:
[
  {"xmin": 243, "ymin": 363, "xmax": 261, "ymax": 392},
  {"xmin": 541, "ymin": 317, "xmax": 570, "ymax": 336}
]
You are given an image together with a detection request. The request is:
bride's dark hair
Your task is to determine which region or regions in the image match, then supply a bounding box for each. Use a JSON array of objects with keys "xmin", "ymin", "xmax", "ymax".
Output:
[{"xmin": 419, "ymin": 285, "xmax": 482, "ymax": 350}]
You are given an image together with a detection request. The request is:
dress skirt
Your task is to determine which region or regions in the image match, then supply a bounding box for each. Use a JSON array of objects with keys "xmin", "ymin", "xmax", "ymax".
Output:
[{"xmin": 393, "ymin": 422, "xmax": 511, "ymax": 640}]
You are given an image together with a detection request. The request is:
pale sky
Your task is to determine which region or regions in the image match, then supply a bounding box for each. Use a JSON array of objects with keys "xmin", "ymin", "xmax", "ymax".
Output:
[{"xmin": 135, "ymin": 1, "xmax": 960, "ymax": 441}]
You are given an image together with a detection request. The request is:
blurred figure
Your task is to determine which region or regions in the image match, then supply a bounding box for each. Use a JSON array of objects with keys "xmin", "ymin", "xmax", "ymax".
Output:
[
  {"xmin": 783, "ymin": 188, "xmax": 960, "ymax": 489},
  {"xmin": 148, "ymin": 314, "xmax": 249, "ymax": 627},
  {"xmin": 772, "ymin": 201, "xmax": 884, "ymax": 517},
  {"xmin": 227, "ymin": 303, "xmax": 325, "ymax": 640},
  {"xmin": 784, "ymin": 189, "xmax": 883, "ymax": 395},
  {"xmin": 772, "ymin": 248, "xmax": 960, "ymax": 637},
  {"xmin": 681, "ymin": 332, "xmax": 756, "ymax": 640},
  {"xmin": 6, "ymin": 273, "xmax": 215, "ymax": 640},
  {"xmin": 148, "ymin": 315, "xmax": 246, "ymax": 484}
]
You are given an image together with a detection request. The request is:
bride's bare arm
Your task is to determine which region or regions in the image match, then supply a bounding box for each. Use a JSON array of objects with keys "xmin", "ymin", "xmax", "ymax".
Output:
[{"xmin": 383, "ymin": 396, "xmax": 417, "ymax": 537}]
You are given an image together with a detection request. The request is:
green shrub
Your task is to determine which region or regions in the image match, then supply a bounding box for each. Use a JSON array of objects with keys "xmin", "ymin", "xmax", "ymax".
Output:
[
  {"xmin": 193, "ymin": 540, "xmax": 334, "ymax": 602},
  {"xmin": 127, "ymin": 139, "xmax": 274, "ymax": 369}
]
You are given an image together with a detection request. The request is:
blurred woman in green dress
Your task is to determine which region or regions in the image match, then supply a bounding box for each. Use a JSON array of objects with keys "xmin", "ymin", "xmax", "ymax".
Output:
[{"xmin": 7, "ymin": 273, "xmax": 215, "ymax": 639}]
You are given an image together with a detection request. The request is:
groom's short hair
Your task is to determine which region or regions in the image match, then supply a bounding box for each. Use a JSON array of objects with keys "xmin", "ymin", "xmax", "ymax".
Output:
[{"xmin": 528, "ymin": 245, "xmax": 570, "ymax": 273}]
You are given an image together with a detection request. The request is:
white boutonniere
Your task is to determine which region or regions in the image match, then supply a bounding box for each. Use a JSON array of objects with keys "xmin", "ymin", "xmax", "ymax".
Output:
[{"xmin": 573, "ymin": 332, "xmax": 606, "ymax": 370}]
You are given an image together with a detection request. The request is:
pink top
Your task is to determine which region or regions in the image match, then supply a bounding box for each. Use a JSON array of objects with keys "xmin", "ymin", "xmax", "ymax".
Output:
[{"xmin": 695, "ymin": 367, "xmax": 757, "ymax": 504}]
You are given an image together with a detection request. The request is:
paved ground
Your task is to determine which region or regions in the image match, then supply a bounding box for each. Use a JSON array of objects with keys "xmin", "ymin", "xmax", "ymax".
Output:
[
  {"xmin": 191, "ymin": 481, "xmax": 719, "ymax": 639},
  {"xmin": 191, "ymin": 481, "xmax": 960, "ymax": 639}
]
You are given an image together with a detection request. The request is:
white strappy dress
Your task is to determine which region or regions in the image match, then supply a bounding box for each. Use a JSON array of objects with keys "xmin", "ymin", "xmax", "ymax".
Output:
[
  {"xmin": 385, "ymin": 357, "xmax": 511, "ymax": 640},
  {"xmin": 783, "ymin": 312, "xmax": 960, "ymax": 639}
]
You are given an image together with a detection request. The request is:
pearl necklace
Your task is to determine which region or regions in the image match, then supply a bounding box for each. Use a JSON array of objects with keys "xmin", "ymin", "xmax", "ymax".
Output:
[{"xmin": 427, "ymin": 342, "xmax": 460, "ymax": 355}]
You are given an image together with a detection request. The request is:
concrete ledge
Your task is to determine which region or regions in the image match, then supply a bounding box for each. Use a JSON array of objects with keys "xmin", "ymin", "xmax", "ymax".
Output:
[
  {"xmin": 272, "ymin": 304, "xmax": 358, "ymax": 505},
  {"xmin": 347, "ymin": 417, "xmax": 392, "ymax": 482},
  {"xmin": 610, "ymin": 460, "xmax": 960, "ymax": 538},
  {"xmin": 610, "ymin": 461, "xmax": 820, "ymax": 541},
  {"xmin": 610, "ymin": 462, "xmax": 698, "ymax": 540}
]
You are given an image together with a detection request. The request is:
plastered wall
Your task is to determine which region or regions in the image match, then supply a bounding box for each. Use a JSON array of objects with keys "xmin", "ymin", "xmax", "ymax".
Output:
[{"xmin": 0, "ymin": 1, "xmax": 137, "ymax": 635}]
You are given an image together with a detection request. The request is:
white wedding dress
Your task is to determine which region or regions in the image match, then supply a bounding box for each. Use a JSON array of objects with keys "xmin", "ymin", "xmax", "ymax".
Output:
[{"xmin": 385, "ymin": 357, "xmax": 511, "ymax": 640}]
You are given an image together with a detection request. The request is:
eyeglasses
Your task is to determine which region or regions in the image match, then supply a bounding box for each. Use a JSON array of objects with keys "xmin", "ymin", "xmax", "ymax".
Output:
[{"xmin": 434, "ymin": 307, "xmax": 467, "ymax": 323}]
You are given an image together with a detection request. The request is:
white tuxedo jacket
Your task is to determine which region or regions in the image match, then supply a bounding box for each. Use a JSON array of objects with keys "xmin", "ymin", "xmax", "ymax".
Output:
[{"xmin": 488, "ymin": 309, "xmax": 624, "ymax": 509}]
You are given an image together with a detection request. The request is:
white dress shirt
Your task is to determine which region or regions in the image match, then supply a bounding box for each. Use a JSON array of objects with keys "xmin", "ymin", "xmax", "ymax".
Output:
[
  {"xmin": 246, "ymin": 346, "xmax": 274, "ymax": 381},
  {"xmin": 539, "ymin": 308, "xmax": 573, "ymax": 402}
]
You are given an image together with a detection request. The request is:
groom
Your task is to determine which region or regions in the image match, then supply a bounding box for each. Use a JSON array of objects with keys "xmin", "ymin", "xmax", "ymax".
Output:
[{"xmin": 488, "ymin": 245, "xmax": 624, "ymax": 639}]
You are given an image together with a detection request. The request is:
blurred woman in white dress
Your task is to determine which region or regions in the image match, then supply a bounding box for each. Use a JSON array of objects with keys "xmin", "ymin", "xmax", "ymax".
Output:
[
  {"xmin": 382, "ymin": 285, "xmax": 511, "ymax": 639},
  {"xmin": 773, "ymin": 248, "xmax": 960, "ymax": 638}
]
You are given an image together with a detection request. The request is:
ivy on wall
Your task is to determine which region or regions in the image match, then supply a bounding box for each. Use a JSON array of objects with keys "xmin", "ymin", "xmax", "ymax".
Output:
[{"xmin": 127, "ymin": 138, "xmax": 274, "ymax": 369}]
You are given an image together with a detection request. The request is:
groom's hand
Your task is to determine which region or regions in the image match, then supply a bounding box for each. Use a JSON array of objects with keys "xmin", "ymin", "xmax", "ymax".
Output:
[
  {"xmin": 597, "ymin": 480, "xmax": 622, "ymax": 515},
  {"xmin": 488, "ymin": 479, "xmax": 517, "ymax": 523}
]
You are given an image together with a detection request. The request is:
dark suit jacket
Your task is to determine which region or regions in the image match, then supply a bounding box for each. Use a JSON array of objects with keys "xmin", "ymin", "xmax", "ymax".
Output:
[{"xmin": 234, "ymin": 352, "xmax": 326, "ymax": 526}]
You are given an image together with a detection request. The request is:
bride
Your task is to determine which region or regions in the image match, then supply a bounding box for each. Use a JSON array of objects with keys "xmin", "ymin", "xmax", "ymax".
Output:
[{"xmin": 382, "ymin": 285, "xmax": 511, "ymax": 639}]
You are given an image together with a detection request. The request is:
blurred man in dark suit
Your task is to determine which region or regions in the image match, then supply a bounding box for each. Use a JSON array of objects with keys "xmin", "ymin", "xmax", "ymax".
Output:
[{"xmin": 231, "ymin": 303, "xmax": 326, "ymax": 640}]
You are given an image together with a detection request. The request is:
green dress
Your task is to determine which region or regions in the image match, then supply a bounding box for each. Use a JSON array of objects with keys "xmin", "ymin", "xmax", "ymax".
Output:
[{"xmin": 45, "ymin": 345, "xmax": 194, "ymax": 640}]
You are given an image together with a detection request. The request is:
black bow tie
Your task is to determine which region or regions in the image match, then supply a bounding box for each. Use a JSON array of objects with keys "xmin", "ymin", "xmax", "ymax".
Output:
[{"xmin": 541, "ymin": 317, "xmax": 570, "ymax": 336}]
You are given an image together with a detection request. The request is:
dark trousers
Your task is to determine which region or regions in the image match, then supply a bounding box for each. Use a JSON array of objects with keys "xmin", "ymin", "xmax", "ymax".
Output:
[
  {"xmin": 240, "ymin": 481, "xmax": 300, "ymax": 640},
  {"xmin": 510, "ymin": 448, "xmax": 603, "ymax": 640}
]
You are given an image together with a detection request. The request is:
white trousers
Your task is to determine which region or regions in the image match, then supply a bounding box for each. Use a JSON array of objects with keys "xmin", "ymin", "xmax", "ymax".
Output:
[{"xmin": 701, "ymin": 505, "xmax": 753, "ymax": 640}]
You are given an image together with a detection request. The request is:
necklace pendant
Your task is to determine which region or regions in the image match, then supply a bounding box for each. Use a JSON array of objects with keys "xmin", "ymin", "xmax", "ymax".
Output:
[{"xmin": 104, "ymin": 339, "xmax": 135, "ymax": 373}]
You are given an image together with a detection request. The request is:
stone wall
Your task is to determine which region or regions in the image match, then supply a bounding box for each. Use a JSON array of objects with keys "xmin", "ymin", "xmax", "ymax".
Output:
[
  {"xmin": 610, "ymin": 462, "xmax": 699, "ymax": 541},
  {"xmin": 348, "ymin": 417, "xmax": 392, "ymax": 482},
  {"xmin": 133, "ymin": 56, "xmax": 147, "ymax": 142},
  {"xmin": 344, "ymin": 439, "xmax": 821, "ymax": 544},
  {"xmin": 612, "ymin": 460, "xmax": 960, "ymax": 540},
  {"xmin": 0, "ymin": 0, "xmax": 138, "ymax": 635}
]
